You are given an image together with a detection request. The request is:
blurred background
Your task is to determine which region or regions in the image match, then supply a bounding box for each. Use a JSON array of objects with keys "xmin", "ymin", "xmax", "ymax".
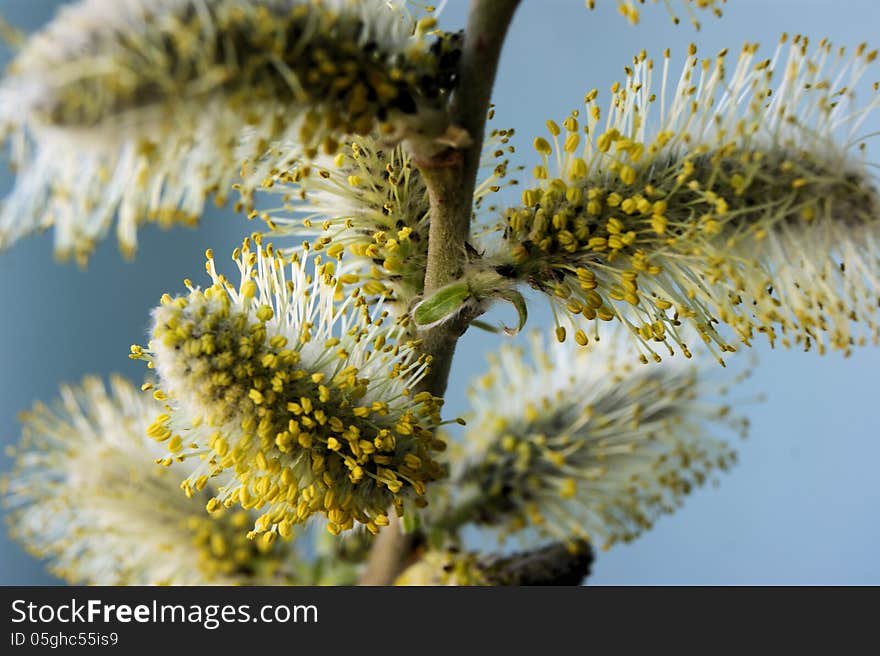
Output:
[{"xmin": 0, "ymin": 0, "xmax": 878, "ymax": 585}]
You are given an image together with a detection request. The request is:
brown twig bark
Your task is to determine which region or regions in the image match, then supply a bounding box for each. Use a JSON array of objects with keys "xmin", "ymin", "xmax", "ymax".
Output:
[{"xmin": 479, "ymin": 540, "xmax": 594, "ymax": 586}]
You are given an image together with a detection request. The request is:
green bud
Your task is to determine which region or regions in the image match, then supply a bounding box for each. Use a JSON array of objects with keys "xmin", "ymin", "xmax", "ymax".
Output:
[{"xmin": 412, "ymin": 282, "xmax": 472, "ymax": 328}]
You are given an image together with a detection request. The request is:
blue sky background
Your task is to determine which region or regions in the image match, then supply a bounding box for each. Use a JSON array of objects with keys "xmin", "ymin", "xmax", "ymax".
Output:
[{"xmin": 0, "ymin": 0, "xmax": 878, "ymax": 585}]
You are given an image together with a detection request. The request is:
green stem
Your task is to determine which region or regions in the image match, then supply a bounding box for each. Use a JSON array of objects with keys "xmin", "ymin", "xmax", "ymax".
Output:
[
  {"xmin": 417, "ymin": 0, "xmax": 521, "ymax": 396},
  {"xmin": 358, "ymin": 0, "xmax": 520, "ymax": 585}
]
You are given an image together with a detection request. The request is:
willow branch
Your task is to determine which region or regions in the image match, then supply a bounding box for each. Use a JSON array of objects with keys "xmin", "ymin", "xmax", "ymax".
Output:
[
  {"xmin": 357, "ymin": 518, "xmax": 423, "ymax": 586},
  {"xmin": 479, "ymin": 540, "xmax": 595, "ymax": 586},
  {"xmin": 415, "ymin": 0, "xmax": 520, "ymax": 395},
  {"xmin": 358, "ymin": 0, "xmax": 520, "ymax": 585}
]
